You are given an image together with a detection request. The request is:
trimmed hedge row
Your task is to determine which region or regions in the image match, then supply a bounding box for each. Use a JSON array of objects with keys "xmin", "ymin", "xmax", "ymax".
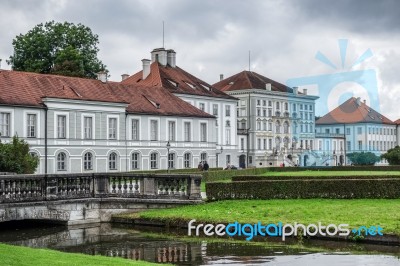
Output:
[
  {"xmin": 202, "ymin": 168, "xmax": 270, "ymax": 182},
  {"xmin": 232, "ymin": 175, "xmax": 400, "ymax": 181},
  {"xmin": 206, "ymin": 179, "xmax": 400, "ymax": 200},
  {"xmin": 266, "ymin": 166, "xmax": 400, "ymax": 172}
]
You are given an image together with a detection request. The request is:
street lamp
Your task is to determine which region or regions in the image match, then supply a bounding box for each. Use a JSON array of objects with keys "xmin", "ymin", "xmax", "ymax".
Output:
[
  {"xmin": 216, "ymin": 146, "xmax": 223, "ymax": 168},
  {"xmin": 166, "ymin": 141, "xmax": 171, "ymax": 173}
]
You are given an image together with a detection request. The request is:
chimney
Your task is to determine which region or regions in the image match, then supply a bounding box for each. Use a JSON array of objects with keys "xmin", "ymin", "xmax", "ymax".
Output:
[
  {"xmin": 293, "ymin": 87, "xmax": 298, "ymax": 94},
  {"xmin": 303, "ymin": 88, "xmax": 308, "ymax": 95},
  {"xmin": 220, "ymin": 74, "xmax": 224, "ymax": 81},
  {"xmin": 151, "ymin": 48, "xmax": 167, "ymax": 66},
  {"xmin": 167, "ymin": 49, "xmax": 176, "ymax": 67},
  {"xmin": 265, "ymin": 83, "xmax": 271, "ymax": 91},
  {"xmin": 363, "ymin": 99, "xmax": 366, "ymax": 105},
  {"xmin": 97, "ymin": 71, "xmax": 107, "ymax": 83},
  {"xmin": 121, "ymin": 74, "xmax": 129, "ymax": 81},
  {"xmin": 356, "ymin": 97, "xmax": 361, "ymax": 106},
  {"xmin": 142, "ymin": 59, "xmax": 151, "ymax": 80},
  {"xmin": 0, "ymin": 59, "xmax": 2, "ymax": 69}
]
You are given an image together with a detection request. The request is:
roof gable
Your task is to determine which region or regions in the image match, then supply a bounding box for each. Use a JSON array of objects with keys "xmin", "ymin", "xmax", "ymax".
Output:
[
  {"xmin": 316, "ymin": 97, "xmax": 395, "ymax": 125},
  {"xmin": 213, "ymin": 70, "xmax": 294, "ymax": 93}
]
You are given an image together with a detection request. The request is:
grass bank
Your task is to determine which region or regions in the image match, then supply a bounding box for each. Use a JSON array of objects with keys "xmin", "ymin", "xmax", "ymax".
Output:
[
  {"xmin": 0, "ymin": 243, "xmax": 165, "ymax": 266},
  {"xmin": 117, "ymin": 199, "xmax": 400, "ymax": 236}
]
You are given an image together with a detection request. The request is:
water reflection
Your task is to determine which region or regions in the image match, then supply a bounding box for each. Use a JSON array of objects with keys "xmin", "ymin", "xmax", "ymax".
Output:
[{"xmin": 0, "ymin": 222, "xmax": 398, "ymax": 265}]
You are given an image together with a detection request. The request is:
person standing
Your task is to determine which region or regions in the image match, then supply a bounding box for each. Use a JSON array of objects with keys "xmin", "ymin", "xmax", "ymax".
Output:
[
  {"xmin": 198, "ymin": 162, "xmax": 203, "ymax": 171},
  {"xmin": 203, "ymin": 161, "xmax": 209, "ymax": 171}
]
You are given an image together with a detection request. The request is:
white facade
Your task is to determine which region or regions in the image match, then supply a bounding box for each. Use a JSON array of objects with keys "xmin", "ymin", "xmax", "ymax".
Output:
[
  {"xmin": 227, "ymin": 89, "xmax": 318, "ymax": 167},
  {"xmin": 0, "ymin": 98, "xmax": 216, "ymax": 174}
]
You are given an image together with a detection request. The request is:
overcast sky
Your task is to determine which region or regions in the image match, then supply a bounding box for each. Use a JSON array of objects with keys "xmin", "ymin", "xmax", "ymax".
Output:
[{"xmin": 1, "ymin": 0, "xmax": 400, "ymax": 120}]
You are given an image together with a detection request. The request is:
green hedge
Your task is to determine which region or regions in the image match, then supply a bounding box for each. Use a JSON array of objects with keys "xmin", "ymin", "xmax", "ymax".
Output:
[
  {"xmin": 206, "ymin": 179, "xmax": 400, "ymax": 200},
  {"xmin": 202, "ymin": 168, "xmax": 270, "ymax": 182},
  {"xmin": 232, "ymin": 175, "xmax": 400, "ymax": 181},
  {"xmin": 266, "ymin": 166, "xmax": 400, "ymax": 172}
]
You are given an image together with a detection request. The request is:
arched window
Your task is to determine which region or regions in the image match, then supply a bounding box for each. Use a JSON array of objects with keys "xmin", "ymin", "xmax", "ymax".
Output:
[
  {"xmin": 275, "ymin": 137, "xmax": 281, "ymax": 149},
  {"xmin": 131, "ymin": 152, "xmax": 140, "ymax": 170},
  {"xmin": 276, "ymin": 102, "xmax": 280, "ymax": 109},
  {"xmin": 184, "ymin": 153, "xmax": 191, "ymax": 168},
  {"xmin": 275, "ymin": 121, "xmax": 281, "ymax": 134},
  {"xmin": 57, "ymin": 152, "xmax": 67, "ymax": 171},
  {"xmin": 150, "ymin": 152, "xmax": 158, "ymax": 169},
  {"xmin": 283, "ymin": 121, "xmax": 289, "ymax": 134},
  {"xmin": 109, "ymin": 152, "xmax": 117, "ymax": 170},
  {"xmin": 83, "ymin": 152, "xmax": 93, "ymax": 170}
]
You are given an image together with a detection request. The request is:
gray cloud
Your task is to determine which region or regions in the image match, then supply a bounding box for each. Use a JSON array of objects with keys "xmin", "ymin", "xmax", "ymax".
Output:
[{"xmin": 0, "ymin": 0, "xmax": 399, "ymax": 120}]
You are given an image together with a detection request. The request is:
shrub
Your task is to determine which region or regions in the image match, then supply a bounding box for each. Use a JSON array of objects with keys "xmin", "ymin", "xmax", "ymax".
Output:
[
  {"xmin": 232, "ymin": 175, "xmax": 400, "ymax": 181},
  {"xmin": 206, "ymin": 179, "xmax": 400, "ymax": 200},
  {"xmin": 347, "ymin": 152, "xmax": 381, "ymax": 165},
  {"xmin": 381, "ymin": 146, "xmax": 400, "ymax": 165}
]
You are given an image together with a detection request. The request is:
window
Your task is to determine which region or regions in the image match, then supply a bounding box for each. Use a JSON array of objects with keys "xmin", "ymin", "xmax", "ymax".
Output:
[
  {"xmin": 83, "ymin": 117, "xmax": 93, "ymax": 139},
  {"xmin": 199, "ymin": 103, "xmax": 205, "ymax": 111},
  {"xmin": 132, "ymin": 119, "xmax": 139, "ymax": 140},
  {"xmin": 257, "ymin": 100, "xmax": 261, "ymax": 106},
  {"xmin": 257, "ymin": 121, "xmax": 261, "ymax": 130},
  {"xmin": 200, "ymin": 123, "xmax": 207, "ymax": 142},
  {"xmin": 263, "ymin": 100, "xmax": 266, "ymax": 106},
  {"xmin": 325, "ymin": 128, "xmax": 330, "ymax": 134},
  {"xmin": 283, "ymin": 122, "xmax": 289, "ymax": 134},
  {"xmin": 240, "ymin": 138, "xmax": 244, "ymax": 150},
  {"xmin": 225, "ymin": 128, "xmax": 231, "ymax": 144},
  {"xmin": 335, "ymin": 128, "xmax": 340, "ymax": 134},
  {"xmin": 27, "ymin": 114, "xmax": 37, "ymax": 138},
  {"xmin": 263, "ymin": 109, "xmax": 267, "ymax": 117},
  {"xmin": 358, "ymin": 141, "xmax": 362, "ymax": 150},
  {"xmin": 213, "ymin": 104, "xmax": 218, "ymax": 115},
  {"xmin": 300, "ymin": 104, "xmax": 303, "ymax": 110},
  {"xmin": 268, "ymin": 121, "xmax": 272, "ymax": 131},
  {"xmin": 263, "ymin": 139, "xmax": 267, "ymax": 150},
  {"xmin": 226, "ymin": 155, "xmax": 231, "ymax": 164},
  {"xmin": 108, "ymin": 118, "xmax": 117, "ymax": 139},
  {"xmin": 257, "ymin": 138, "xmax": 261, "ymax": 150},
  {"xmin": 150, "ymin": 152, "xmax": 158, "ymax": 169},
  {"xmin": 268, "ymin": 139, "xmax": 272, "ymax": 150},
  {"xmin": 268, "ymin": 101, "xmax": 272, "ymax": 107},
  {"xmin": 184, "ymin": 153, "xmax": 191, "ymax": 168},
  {"xmin": 0, "ymin": 112, "xmax": 10, "ymax": 137},
  {"xmin": 57, "ymin": 115, "xmax": 66, "ymax": 139},
  {"xmin": 257, "ymin": 108, "xmax": 261, "ymax": 116},
  {"xmin": 184, "ymin": 122, "xmax": 191, "ymax": 141},
  {"xmin": 168, "ymin": 121, "xmax": 176, "ymax": 141},
  {"xmin": 57, "ymin": 152, "xmax": 67, "ymax": 171},
  {"xmin": 268, "ymin": 109, "xmax": 272, "ymax": 117},
  {"xmin": 346, "ymin": 128, "xmax": 350, "ymax": 135},
  {"xmin": 275, "ymin": 121, "xmax": 281, "ymax": 134},
  {"xmin": 276, "ymin": 102, "xmax": 280, "ymax": 109},
  {"xmin": 263, "ymin": 122, "xmax": 267, "ymax": 131},
  {"xmin": 200, "ymin": 152, "xmax": 207, "ymax": 164},
  {"xmin": 131, "ymin": 152, "xmax": 140, "ymax": 169},
  {"xmin": 357, "ymin": 127, "xmax": 362, "ymax": 134},
  {"xmin": 83, "ymin": 152, "xmax": 93, "ymax": 170},
  {"xmin": 168, "ymin": 153, "xmax": 175, "ymax": 169},
  {"xmin": 225, "ymin": 105, "xmax": 231, "ymax": 117},
  {"xmin": 347, "ymin": 141, "xmax": 351, "ymax": 151},
  {"xmin": 150, "ymin": 120, "xmax": 158, "ymax": 141},
  {"xmin": 109, "ymin": 152, "xmax": 117, "ymax": 170},
  {"xmin": 284, "ymin": 102, "xmax": 288, "ymax": 111},
  {"xmin": 293, "ymin": 104, "xmax": 297, "ymax": 111}
]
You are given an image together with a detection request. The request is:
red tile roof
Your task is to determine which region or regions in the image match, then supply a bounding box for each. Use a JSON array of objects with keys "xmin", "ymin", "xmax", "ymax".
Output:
[
  {"xmin": 316, "ymin": 97, "xmax": 395, "ymax": 125},
  {"xmin": 121, "ymin": 62, "xmax": 236, "ymax": 100},
  {"xmin": 394, "ymin": 119, "xmax": 400, "ymax": 125},
  {"xmin": 0, "ymin": 70, "xmax": 214, "ymax": 118},
  {"xmin": 213, "ymin": 70, "xmax": 295, "ymax": 93}
]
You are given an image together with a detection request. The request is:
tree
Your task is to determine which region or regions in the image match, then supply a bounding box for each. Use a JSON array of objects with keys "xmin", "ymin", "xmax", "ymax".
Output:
[
  {"xmin": 381, "ymin": 146, "xmax": 400, "ymax": 165},
  {"xmin": 347, "ymin": 152, "xmax": 380, "ymax": 166},
  {"xmin": 0, "ymin": 136, "xmax": 39, "ymax": 174},
  {"xmin": 8, "ymin": 21, "xmax": 106, "ymax": 79}
]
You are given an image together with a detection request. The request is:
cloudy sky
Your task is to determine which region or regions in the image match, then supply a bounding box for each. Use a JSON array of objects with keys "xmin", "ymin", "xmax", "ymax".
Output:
[{"xmin": 1, "ymin": 0, "xmax": 400, "ymax": 120}]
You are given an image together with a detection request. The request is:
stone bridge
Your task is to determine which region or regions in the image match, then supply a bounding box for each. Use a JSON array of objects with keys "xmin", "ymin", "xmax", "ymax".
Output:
[{"xmin": 0, "ymin": 173, "xmax": 202, "ymax": 225}]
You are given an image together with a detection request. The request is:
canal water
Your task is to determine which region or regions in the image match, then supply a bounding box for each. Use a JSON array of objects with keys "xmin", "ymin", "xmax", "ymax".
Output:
[{"xmin": 0, "ymin": 222, "xmax": 399, "ymax": 265}]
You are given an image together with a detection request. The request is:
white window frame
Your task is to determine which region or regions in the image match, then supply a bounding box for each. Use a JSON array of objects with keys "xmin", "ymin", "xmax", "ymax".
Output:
[
  {"xmin": 107, "ymin": 115, "xmax": 119, "ymax": 140},
  {"xmin": 24, "ymin": 111, "xmax": 40, "ymax": 138},
  {"xmin": 56, "ymin": 152, "xmax": 67, "ymax": 171},
  {"xmin": 0, "ymin": 110, "xmax": 13, "ymax": 138},
  {"xmin": 109, "ymin": 152, "xmax": 118, "ymax": 170},
  {"xmin": 225, "ymin": 105, "xmax": 231, "ymax": 117},
  {"xmin": 131, "ymin": 118, "xmax": 140, "ymax": 141},
  {"xmin": 183, "ymin": 120, "xmax": 192, "ymax": 142},
  {"xmin": 200, "ymin": 122, "xmax": 207, "ymax": 142},
  {"xmin": 150, "ymin": 119, "xmax": 159, "ymax": 141},
  {"xmin": 83, "ymin": 152, "xmax": 93, "ymax": 170},
  {"xmin": 82, "ymin": 113, "xmax": 95, "ymax": 140},
  {"xmin": 53, "ymin": 112, "xmax": 69, "ymax": 139},
  {"xmin": 131, "ymin": 152, "xmax": 140, "ymax": 170},
  {"xmin": 184, "ymin": 152, "xmax": 191, "ymax": 168},
  {"xmin": 212, "ymin": 104, "xmax": 218, "ymax": 116},
  {"xmin": 150, "ymin": 152, "xmax": 158, "ymax": 169},
  {"xmin": 167, "ymin": 119, "xmax": 177, "ymax": 141}
]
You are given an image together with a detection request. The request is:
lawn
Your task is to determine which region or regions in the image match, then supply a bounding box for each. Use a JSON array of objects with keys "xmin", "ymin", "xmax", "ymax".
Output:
[
  {"xmin": 260, "ymin": 170, "xmax": 400, "ymax": 177},
  {"xmin": 0, "ymin": 243, "xmax": 165, "ymax": 266},
  {"xmin": 125, "ymin": 199, "xmax": 400, "ymax": 235}
]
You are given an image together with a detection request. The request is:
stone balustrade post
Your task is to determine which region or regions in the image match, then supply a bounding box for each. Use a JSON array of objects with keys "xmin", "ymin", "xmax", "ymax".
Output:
[
  {"xmin": 188, "ymin": 175, "xmax": 202, "ymax": 199},
  {"xmin": 93, "ymin": 173, "xmax": 110, "ymax": 198}
]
